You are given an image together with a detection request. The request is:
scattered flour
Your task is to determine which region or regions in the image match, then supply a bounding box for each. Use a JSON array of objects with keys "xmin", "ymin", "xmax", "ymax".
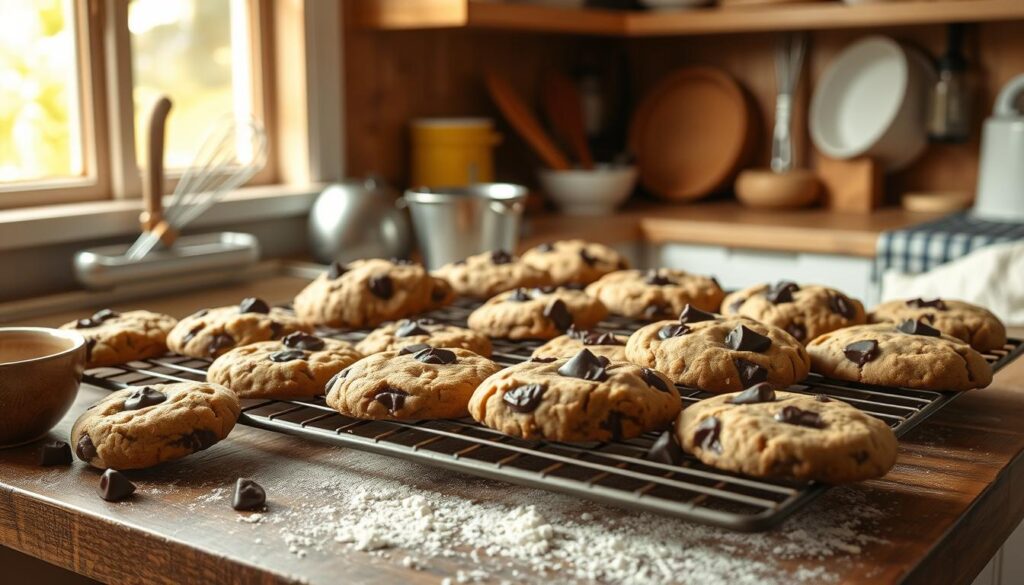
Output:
[{"xmin": 245, "ymin": 476, "xmax": 886, "ymax": 585}]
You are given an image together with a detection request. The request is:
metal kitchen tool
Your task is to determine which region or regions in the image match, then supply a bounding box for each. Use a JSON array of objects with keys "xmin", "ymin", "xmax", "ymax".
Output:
[
  {"xmin": 84, "ymin": 299, "xmax": 1024, "ymax": 532},
  {"xmin": 74, "ymin": 97, "xmax": 264, "ymax": 289},
  {"xmin": 308, "ymin": 178, "xmax": 413, "ymax": 264},
  {"xmin": 771, "ymin": 32, "xmax": 806, "ymax": 173},
  {"xmin": 125, "ymin": 100, "xmax": 268, "ymax": 260},
  {"xmin": 402, "ymin": 183, "xmax": 527, "ymax": 270},
  {"xmin": 973, "ymin": 73, "xmax": 1024, "ymax": 222}
]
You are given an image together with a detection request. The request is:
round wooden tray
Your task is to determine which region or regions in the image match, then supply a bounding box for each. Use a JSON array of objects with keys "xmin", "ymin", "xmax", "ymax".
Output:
[{"xmin": 629, "ymin": 67, "xmax": 754, "ymax": 201}]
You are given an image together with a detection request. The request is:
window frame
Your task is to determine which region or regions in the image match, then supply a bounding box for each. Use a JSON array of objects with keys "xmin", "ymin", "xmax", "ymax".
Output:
[{"xmin": 0, "ymin": 0, "xmax": 278, "ymax": 209}]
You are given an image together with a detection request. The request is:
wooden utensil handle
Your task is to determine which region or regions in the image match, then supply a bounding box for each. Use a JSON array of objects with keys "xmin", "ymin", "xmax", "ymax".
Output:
[{"xmin": 141, "ymin": 97, "xmax": 172, "ymax": 231}]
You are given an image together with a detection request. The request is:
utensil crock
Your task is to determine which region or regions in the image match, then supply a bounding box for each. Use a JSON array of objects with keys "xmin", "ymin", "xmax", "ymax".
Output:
[
  {"xmin": 974, "ymin": 73, "xmax": 1024, "ymax": 222},
  {"xmin": 403, "ymin": 183, "xmax": 527, "ymax": 270},
  {"xmin": 0, "ymin": 328, "xmax": 87, "ymax": 447}
]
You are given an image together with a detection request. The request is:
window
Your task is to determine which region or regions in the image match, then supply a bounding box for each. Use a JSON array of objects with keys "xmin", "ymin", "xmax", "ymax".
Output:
[{"xmin": 0, "ymin": 0, "xmax": 274, "ymax": 209}]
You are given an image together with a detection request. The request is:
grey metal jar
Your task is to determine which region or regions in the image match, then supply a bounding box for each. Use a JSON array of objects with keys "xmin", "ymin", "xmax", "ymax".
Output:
[
  {"xmin": 402, "ymin": 183, "xmax": 527, "ymax": 270},
  {"xmin": 308, "ymin": 178, "xmax": 413, "ymax": 264}
]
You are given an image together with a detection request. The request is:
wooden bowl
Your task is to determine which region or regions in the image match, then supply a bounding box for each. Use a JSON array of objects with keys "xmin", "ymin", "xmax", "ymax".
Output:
[
  {"xmin": 735, "ymin": 169, "xmax": 821, "ymax": 209},
  {"xmin": 0, "ymin": 328, "xmax": 86, "ymax": 447},
  {"xmin": 630, "ymin": 67, "xmax": 753, "ymax": 201}
]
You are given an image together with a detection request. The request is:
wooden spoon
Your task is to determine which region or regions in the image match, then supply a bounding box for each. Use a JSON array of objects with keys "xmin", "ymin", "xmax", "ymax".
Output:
[
  {"xmin": 485, "ymin": 72, "xmax": 570, "ymax": 171},
  {"xmin": 542, "ymin": 72, "xmax": 593, "ymax": 170}
]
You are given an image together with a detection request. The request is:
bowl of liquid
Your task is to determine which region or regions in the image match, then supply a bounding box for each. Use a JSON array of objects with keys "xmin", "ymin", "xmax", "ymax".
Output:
[{"xmin": 0, "ymin": 328, "xmax": 87, "ymax": 447}]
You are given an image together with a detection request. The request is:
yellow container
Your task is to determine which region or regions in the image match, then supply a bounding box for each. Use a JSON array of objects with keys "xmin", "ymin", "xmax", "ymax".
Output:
[{"xmin": 411, "ymin": 118, "xmax": 501, "ymax": 188}]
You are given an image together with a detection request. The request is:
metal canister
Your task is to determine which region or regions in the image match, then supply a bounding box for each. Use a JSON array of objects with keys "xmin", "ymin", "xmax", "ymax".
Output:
[{"xmin": 402, "ymin": 184, "xmax": 527, "ymax": 270}]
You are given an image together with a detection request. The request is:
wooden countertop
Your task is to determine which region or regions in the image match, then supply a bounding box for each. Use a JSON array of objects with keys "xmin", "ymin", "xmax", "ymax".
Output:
[
  {"xmin": 4, "ymin": 276, "xmax": 1023, "ymax": 585},
  {"xmin": 522, "ymin": 202, "xmax": 941, "ymax": 258}
]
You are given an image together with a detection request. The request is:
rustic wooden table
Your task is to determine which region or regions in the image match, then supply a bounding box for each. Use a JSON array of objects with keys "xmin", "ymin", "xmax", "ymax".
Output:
[{"xmin": 2, "ymin": 277, "xmax": 1022, "ymax": 585}]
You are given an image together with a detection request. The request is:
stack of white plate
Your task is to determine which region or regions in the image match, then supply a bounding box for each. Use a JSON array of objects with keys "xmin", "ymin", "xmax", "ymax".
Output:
[{"xmin": 810, "ymin": 36, "xmax": 937, "ymax": 172}]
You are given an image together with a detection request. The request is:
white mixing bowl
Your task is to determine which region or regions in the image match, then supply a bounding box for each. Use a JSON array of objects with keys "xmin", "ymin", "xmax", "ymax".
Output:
[{"xmin": 538, "ymin": 165, "xmax": 638, "ymax": 216}]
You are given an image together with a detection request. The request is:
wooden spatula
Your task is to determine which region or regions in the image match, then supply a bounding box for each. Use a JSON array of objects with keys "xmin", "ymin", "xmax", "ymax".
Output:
[
  {"xmin": 542, "ymin": 72, "xmax": 593, "ymax": 170},
  {"xmin": 485, "ymin": 71, "xmax": 571, "ymax": 171}
]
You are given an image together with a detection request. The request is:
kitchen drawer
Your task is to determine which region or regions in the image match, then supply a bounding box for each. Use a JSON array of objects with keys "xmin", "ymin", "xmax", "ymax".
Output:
[{"xmin": 651, "ymin": 243, "xmax": 878, "ymax": 305}]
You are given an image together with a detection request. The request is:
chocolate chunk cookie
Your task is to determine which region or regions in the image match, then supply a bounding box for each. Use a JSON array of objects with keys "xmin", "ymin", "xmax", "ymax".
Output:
[
  {"xmin": 531, "ymin": 326, "xmax": 629, "ymax": 362},
  {"xmin": 806, "ymin": 322, "xmax": 992, "ymax": 391},
  {"xmin": 467, "ymin": 287, "xmax": 608, "ymax": 340},
  {"xmin": 520, "ymin": 239, "xmax": 629, "ymax": 286},
  {"xmin": 469, "ymin": 349, "xmax": 680, "ymax": 442},
  {"xmin": 625, "ymin": 314, "xmax": 810, "ymax": 393},
  {"xmin": 60, "ymin": 309, "xmax": 177, "ymax": 367},
  {"xmin": 355, "ymin": 318, "xmax": 492, "ymax": 357},
  {"xmin": 721, "ymin": 282, "xmax": 867, "ymax": 345},
  {"xmin": 585, "ymin": 269, "xmax": 724, "ymax": 320},
  {"xmin": 677, "ymin": 388, "xmax": 897, "ymax": 484},
  {"xmin": 325, "ymin": 347, "xmax": 501, "ymax": 420},
  {"xmin": 71, "ymin": 382, "xmax": 239, "ymax": 470},
  {"xmin": 207, "ymin": 333, "xmax": 363, "ymax": 399},
  {"xmin": 166, "ymin": 299, "xmax": 309, "ymax": 359},
  {"xmin": 870, "ymin": 298, "xmax": 1007, "ymax": 352},
  {"xmin": 432, "ymin": 250, "xmax": 552, "ymax": 299},
  {"xmin": 293, "ymin": 259, "xmax": 439, "ymax": 329}
]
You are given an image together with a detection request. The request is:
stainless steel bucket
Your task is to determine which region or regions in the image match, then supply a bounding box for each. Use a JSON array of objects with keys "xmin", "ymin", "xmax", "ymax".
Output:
[{"xmin": 403, "ymin": 183, "xmax": 527, "ymax": 270}]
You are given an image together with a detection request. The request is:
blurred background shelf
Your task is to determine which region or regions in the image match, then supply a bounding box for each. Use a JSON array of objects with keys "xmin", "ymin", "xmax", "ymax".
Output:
[{"xmin": 351, "ymin": 0, "xmax": 1024, "ymax": 36}]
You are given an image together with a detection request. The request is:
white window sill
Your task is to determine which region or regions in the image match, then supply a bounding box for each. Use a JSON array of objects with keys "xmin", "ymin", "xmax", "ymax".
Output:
[{"xmin": 0, "ymin": 184, "xmax": 323, "ymax": 252}]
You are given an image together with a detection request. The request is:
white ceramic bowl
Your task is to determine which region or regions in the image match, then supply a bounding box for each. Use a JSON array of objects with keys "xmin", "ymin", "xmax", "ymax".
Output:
[
  {"xmin": 538, "ymin": 165, "xmax": 638, "ymax": 216},
  {"xmin": 810, "ymin": 36, "xmax": 935, "ymax": 171}
]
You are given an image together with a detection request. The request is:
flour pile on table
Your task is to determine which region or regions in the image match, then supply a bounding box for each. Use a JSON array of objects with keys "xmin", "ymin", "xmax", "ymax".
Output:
[{"xmin": 237, "ymin": 475, "xmax": 885, "ymax": 585}]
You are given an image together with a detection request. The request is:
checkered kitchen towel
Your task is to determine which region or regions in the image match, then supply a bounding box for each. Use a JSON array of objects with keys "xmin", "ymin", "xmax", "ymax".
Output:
[{"xmin": 876, "ymin": 213, "xmax": 1024, "ymax": 277}]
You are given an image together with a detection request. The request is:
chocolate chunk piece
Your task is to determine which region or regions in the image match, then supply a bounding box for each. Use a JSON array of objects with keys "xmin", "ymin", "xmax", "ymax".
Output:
[
  {"xmin": 398, "ymin": 343, "xmax": 432, "ymax": 356},
  {"xmin": 644, "ymin": 270, "xmax": 675, "ymax": 286},
  {"xmin": 529, "ymin": 356, "xmax": 557, "ymax": 363},
  {"xmin": 76, "ymin": 308, "xmax": 121, "ymax": 329},
  {"xmin": 725, "ymin": 325, "xmax": 772, "ymax": 353},
  {"xmin": 123, "ymin": 387, "xmax": 166, "ymax": 411},
  {"xmin": 775, "ymin": 406, "xmax": 825, "ymax": 429},
  {"xmin": 579, "ymin": 249, "xmax": 597, "ymax": 267},
  {"xmin": 828, "ymin": 294, "xmax": 856, "ymax": 319},
  {"xmin": 537, "ymin": 242, "xmax": 555, "ymax": 252},
  {"xmin": 509, "ymin": 288, "xmax": 532, "ymax": 302},
  {"xmin": 232, "ymin": 478, "xmax": 267, "ymax": 511},
  {"xmin": 734, "ymin": 358, "xmax": 768, "ymax": 388},
  {"xmin": 75, "ymin": 318, "xmax": 95, "ymax": 329},
  {"xmin": 324, "ymin": 370, "xmax": 347, "ymax": 393},
  {"xmin": 368, "ymin": 275, "xmax": 394, "ymax": 299},
  {"xmin": 844, "ymin": 340, "xmax": 879, "ymax": 366},
  {"xmin": 269, "ymin": 349, "xmax": 307, "ymax": 363},
  {"xmin": 396, "ymin": 319, "xmax": 431, "ymax": 338},
  {"xmin": 658, "ymin": 323, "xmax": 690, "ymax": 340},
  {"xmin": 503, "ymin": 383, "xmax": 546, "ymax": 413},
  {"xmin": 374, "ymin": 387, "xmax": 409, "ymax": 412},
  {"xmin": 39, "ymin": 441, "xmax": 73, "ymax": 466},
  {"xmin": 567, "ymin": 326, "xmax": 622, "ymax": 346},
  {"xmin": 413, "ymin": 347, "xmax": 457, "ymax": 365},
  {"xmin": 268, "ymin": 321, "xmax": 284, "ymax": 339},
  {"xmin": 238, "ymin": 297, "xmax": 270, "ymax": 314},
  {"xmin": 557, "ymin": 349, "xmax": 608, "ymax": 381},
  {"xmin": 173, "ymin": 429, "xmax": 218, "ymax": 452},
  {"xmin": 190, "ymin": 309, "xmax": 209, "ymax": 319},
  {"xmin": 815, "ymin": 394, "xmax": 831, "ymax": 402},
  {"xmin": 490, "ymin": 250, "xmax": 514, "ymax": 265},
  {"xmin": 209, "ymin": 333, "xmax": 236, "ymax": 355},
  {"xmin": 897, "ymin": 319, "xmax": 941, "ymax": 337},
  {"xmin": 765, "ymin": 281, "xmax": 799, "ymax": 304},
  {"xmin": 647, "ymin": 431, "xmax": 685, "ymax": 465},
  {"xmin": 730, "ymin": 382, "xmax": 776, "ymax": 405},
  {"xmin": 907, "ymin": 298, "xmax": 946, "ymax": 310},
  {"xmin": 678, "ymin": 305, "xmax": 717, "ymax": 324},
  {"xmin": 785, "ymin": 322, "xmax": 806, "ymax": 342},
  {"xmin": 543, "ymin": 299, "xmax": 573, "ymax": 331},
  {"xmin": 601, "ymin": 411, "xmax": 624, "ymax": 441},
  {"xmin": 533, "ymin": 286, "xmax": 558, "ymax": 295},
  {"xmin": 640, "ymin": 368, "xmax": 671, "ymax": 393},
  {"xmin": 98, "ymin": 469, "xmax": 135, "ymax": 502},
  {"xmin": 182, "ymin": 325, "xmax": 203, "ymax": 344},
  {"xmin": 282, "ymin": 332, "xmax": 325, "ymax": 351},
  {"xmin": 693, "ymin": 417, "xmax": 722, "ymax": 454},
  {"xmin": 327, "ymin": 261, "xmax": 348, "ymax": 279},
  {"xmin": 76, "ymin": 435, "xmax": 97, "ymax": 461}
]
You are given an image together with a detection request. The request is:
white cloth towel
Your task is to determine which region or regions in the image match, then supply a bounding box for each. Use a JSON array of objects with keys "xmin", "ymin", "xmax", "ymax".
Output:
[{"xmin": 881, "ymin": 240, "xmax": 1024, "ymax": 326}]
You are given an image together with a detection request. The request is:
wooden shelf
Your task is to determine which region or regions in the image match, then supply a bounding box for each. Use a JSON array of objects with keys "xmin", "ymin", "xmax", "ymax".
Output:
[{"xmin": 351, "ymin": 0, "xmax": 1024, "ymax": 36}]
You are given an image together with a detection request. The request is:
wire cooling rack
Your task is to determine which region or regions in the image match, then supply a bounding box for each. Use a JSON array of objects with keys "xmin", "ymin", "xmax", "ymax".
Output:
[{"xmin": 83, "ymin": 299, "xmax": 1024, "ymax": 532}]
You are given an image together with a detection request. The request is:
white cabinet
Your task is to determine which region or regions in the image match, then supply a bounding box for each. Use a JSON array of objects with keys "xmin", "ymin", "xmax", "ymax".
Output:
[{"xmin": 651, "ymin": 243, "xmax": 879, "ymax": 305}]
